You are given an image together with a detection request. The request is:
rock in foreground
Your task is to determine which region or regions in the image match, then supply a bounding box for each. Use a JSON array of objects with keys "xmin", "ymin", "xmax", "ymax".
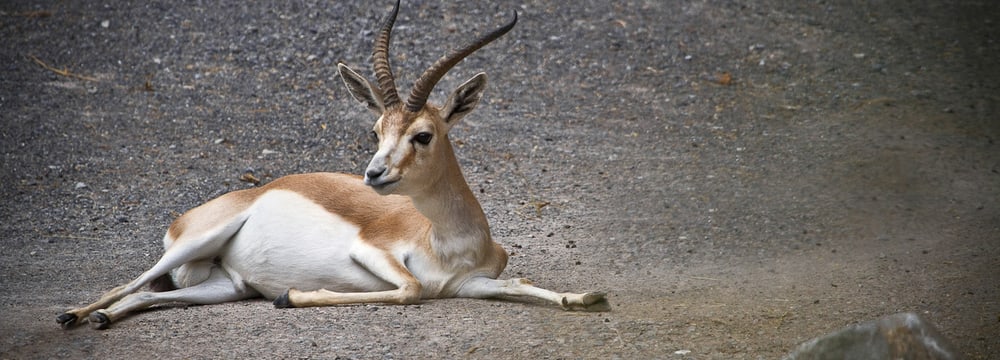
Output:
[{"xmin": 785, "ymin": 312, "xmax": 961, "ymax": 360}]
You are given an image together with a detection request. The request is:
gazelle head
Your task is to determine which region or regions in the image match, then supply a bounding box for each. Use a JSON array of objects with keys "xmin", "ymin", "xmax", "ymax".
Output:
[{"xmin": 338, "ymin": 0, "xmax": 517, "ymax": 196}]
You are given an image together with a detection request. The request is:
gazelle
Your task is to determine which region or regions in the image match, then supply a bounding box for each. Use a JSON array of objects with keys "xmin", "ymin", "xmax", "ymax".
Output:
[{"xmin": 57, "ymin": 1, "xmax": 608, "ymax": 330}]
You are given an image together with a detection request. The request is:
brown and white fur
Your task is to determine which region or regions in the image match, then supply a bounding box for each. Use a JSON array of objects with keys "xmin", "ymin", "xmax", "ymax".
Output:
[{"xmin": 58, "ymin": 1, "xmax": 607, "ymax": 330}]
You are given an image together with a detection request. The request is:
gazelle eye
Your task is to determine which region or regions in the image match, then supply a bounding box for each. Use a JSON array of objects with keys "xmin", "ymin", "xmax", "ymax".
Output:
[
  {"xmin": 413, "ymin": 132, "xmax": 433, "ymax": 145},
  {"xmin": 370, "ymin": 130, "xmax": 379, "ymax": 142}
]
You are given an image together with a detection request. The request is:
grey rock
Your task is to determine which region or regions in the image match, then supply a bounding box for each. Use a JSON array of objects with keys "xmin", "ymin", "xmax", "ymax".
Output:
[{"xmin": 785, "ymin": 313, "xmax": 961, "ymax": 360}]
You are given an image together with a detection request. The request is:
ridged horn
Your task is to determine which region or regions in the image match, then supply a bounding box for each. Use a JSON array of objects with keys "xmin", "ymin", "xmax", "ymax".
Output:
[
  {"xmin": 405, "ymin": 10, "xmax": 518, "ymax": 113},
  {"xmin": 373, "ymin": 0, "xmax": 402, "ymax": 109}
]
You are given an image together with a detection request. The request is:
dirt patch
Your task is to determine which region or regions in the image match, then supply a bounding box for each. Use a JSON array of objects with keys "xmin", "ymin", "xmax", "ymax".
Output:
[{"xmin": 2, "ymin": 0, "xmax": 998, "ymax": 358}]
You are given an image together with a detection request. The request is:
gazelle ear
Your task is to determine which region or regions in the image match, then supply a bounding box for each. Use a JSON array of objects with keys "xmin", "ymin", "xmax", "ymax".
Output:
[
  {"xmin": 338, "ymin": 63, "xmax": 384, "ymax": 115},
  {"xmin": 441, "ymin": 72, "xmax": 487, "ymax": 128}
]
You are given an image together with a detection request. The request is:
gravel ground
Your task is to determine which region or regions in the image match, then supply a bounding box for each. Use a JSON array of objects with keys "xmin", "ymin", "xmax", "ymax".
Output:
[{"xmin": 2, "ymin": 0, "xmax": 998, "ymax": 358}]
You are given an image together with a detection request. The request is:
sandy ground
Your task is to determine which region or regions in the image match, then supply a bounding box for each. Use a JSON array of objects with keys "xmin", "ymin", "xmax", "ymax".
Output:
[{"xmin": 2, "ymin": 1, "xmax": 998, "ymax": 359}]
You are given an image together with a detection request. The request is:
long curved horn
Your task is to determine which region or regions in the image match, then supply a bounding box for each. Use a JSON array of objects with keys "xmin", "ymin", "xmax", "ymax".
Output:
[
  {"xmin": 373, "ymin": 0, "xmax": 402, "ymax": 109},
  {"xmin": 405, "ymin": 10, "xmax": 518, "ymax": 113}
]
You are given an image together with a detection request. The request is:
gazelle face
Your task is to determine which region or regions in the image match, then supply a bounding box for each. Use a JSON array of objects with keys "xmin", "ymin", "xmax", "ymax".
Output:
[
  {"xmin": 340, "ymin": 63, "xmax": 489, "ymax": 197},
  {"xmin": 364, "ymin": 108, "xmax": 448, "ymax": 195},
  {"xmin": 335, "ymin": 0, "xmax": 514, "ymax": 197}
]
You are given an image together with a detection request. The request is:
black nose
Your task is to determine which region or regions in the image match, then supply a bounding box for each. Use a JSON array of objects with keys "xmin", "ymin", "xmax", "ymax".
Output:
[{"xmin": 365, "ymin": 167, "xmax": 386, "ymax": 180}]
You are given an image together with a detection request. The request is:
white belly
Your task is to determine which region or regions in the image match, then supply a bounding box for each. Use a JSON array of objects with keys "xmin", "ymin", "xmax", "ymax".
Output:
[{"xmin": 220, "ymin": 190, "xmax": 394, "ymax": 298}]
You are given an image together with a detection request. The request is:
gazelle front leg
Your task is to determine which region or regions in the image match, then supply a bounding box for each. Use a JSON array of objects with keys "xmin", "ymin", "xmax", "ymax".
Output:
[
  {"xmin": 457, "ymin": 277, "xmax": 610, "ymax": 311},
  {"xmin": 274, "ymin": 244, "xmax": 422, "ymax": 308}
]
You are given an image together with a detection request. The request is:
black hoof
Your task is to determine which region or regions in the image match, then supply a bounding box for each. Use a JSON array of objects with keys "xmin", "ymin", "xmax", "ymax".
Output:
[
  {"xmin": 583, "ymin": 292, "xmax": 608, "ymax": 305},
  {"xmin": 56, "ymin": 313, "xmax": 78, "ymax": 329},
  {"xmin": 561, "ymin": 292, "xmax": 611, "ymax": 312},
  {"xmin": 89, "ymin": 312, "xmax": 111, "ymax": 330},
  {"xmin": 273, "ymin": 290, "xmax": 294, "ymax": 308},
  {"xmin": 583, "ymin": 297, "xmax": 611, "ymax": 312}
]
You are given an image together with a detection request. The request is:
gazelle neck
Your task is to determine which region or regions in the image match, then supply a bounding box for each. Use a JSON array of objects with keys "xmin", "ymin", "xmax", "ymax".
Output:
[{"xmin": 407, "ymin": 140, "xmax": 491, "ymax": 245}]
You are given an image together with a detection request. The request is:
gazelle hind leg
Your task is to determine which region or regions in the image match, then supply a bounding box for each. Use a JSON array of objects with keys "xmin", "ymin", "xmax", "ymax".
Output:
[
  {"xmin": 89, "ymin": 265, "xmax": 259, "ymax": 329},
  {"xmin": 58, "ymin": 214, "xmax": 248, "ymax": 329},
  {"xmin": 457, "ymin": 277, "xmax": 610, "ymax": 312},
  {"xmin": 57, "ymin": 252, "xmax": 189, "ymax": 329}
]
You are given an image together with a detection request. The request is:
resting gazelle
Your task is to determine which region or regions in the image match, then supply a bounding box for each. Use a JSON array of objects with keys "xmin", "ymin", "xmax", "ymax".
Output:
[{"xmin": 58, "ymin": 0, "xmax": 608, "ymax": 330}]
